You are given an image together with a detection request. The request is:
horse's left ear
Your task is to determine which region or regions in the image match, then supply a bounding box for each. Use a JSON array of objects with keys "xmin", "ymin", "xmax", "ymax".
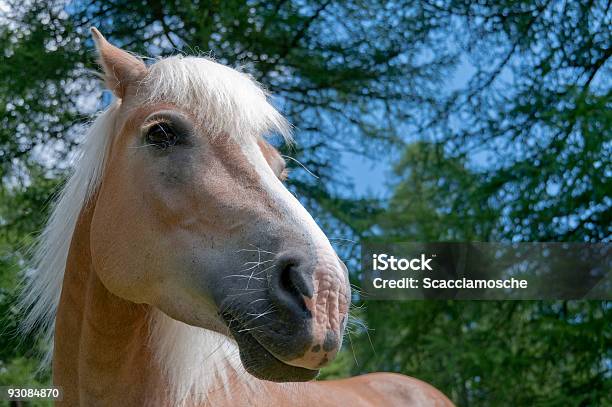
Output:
[
  {"xmin": 90, "ymin": 27, "xmax": 147, "ymax": 99},
  {"xmin": 257, "ymin": 138, "xmax": 289, "ymax": 181}
]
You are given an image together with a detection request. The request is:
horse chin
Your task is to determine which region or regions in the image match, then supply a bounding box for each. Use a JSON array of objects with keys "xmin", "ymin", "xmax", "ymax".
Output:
[{"xmin": 228, "ymin": 323, "xmax": 319, "ymax": 382}]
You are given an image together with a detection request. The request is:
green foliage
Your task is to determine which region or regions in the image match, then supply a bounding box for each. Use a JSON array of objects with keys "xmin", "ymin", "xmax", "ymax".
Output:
[
  {"xmin": 408, "ymin": 0, "xmax": 611, "ymax": 242},
  {"xmin": 0, "ymin": 167, "xmax": 59, "ymax": 389},
  {"xmin": 357, "ymin": 301, "xmax": 611, "ymax": 406},
  {"xmin": 352, "ymin": 2, "xmax": 611, "ymax": 405},
  {"xmin": 382, "ymin": 141, "xmax": 500, "ymax": 241}
]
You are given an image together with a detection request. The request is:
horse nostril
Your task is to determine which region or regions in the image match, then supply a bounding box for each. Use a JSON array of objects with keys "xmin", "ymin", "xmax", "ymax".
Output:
[
  {"xmin": 270, "ymin": 256, "xmax": 313, "ymax": 316},
  {"xmin": 279, "ymin": 263, "xmax": 301, "ymax": 299}
]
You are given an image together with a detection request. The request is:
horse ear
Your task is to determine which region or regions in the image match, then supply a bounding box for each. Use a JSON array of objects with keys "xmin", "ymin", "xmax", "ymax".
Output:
[
  {"xmin": 257, "ymin": 138, "xmax": 289, "ymax": 181},
  {"xmin": 90, "ymin": 27, "xmax": 147, "ymax": 99}
]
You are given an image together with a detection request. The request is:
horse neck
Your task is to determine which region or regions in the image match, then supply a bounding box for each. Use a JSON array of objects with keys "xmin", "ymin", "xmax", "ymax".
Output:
[
  {"xmin": 53, "ymin": 201, "xmax": 262, "ymax": 406},
  {"xmin": 53, "ymin": 201, "xmax": 166, "ymax": 405}
]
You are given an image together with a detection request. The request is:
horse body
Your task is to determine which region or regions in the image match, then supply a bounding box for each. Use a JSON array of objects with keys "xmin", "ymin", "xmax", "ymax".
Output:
[{"xmin": 22, "ymin": 29, "xmax": 453, "ymax": 406}]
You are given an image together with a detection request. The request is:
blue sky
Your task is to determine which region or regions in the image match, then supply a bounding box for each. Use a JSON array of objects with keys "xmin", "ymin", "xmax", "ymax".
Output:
[{"xmin": 338, "ymin": 55, "xmax": 478, "ymax": 198}]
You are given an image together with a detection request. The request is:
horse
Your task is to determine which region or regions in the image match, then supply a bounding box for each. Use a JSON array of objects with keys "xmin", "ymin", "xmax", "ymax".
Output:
[{"xmin": 18, "ymin": 28, "xmax": 454, "ymax": 406}]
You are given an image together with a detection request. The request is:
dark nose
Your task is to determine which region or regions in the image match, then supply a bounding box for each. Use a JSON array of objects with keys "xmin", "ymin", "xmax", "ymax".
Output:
[{"xmin": 268, "ymin": 253, "xmax": 314, "ymax": 317}]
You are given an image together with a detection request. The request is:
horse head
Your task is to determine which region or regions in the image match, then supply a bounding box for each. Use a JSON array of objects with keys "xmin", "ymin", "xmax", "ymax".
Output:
[{"xmin": 87, "ymin": 28, "xmax": 350, "ymax": 382}]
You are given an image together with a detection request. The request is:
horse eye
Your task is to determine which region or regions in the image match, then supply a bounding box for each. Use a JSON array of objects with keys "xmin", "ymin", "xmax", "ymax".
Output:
[{"xmin": 145, "ymin": 123, "xmax": 177, "ymax": 149}]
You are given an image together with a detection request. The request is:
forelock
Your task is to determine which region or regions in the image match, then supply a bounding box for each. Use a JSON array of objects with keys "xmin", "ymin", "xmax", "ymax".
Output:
[{"xmin": 142, "ymin": 55, "xmax": 292, "ymax": 145}]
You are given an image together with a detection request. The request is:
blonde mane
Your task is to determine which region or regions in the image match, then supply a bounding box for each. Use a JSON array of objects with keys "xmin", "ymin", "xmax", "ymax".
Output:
[{"xmin": 18, "ymin": 54, "xmax": 291, "ymax": 404}]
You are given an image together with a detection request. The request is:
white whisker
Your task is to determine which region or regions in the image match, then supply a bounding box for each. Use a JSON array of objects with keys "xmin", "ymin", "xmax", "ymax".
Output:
[{"xmin": 281, "ymin": 155, "xmax": 319, "ymax": 179}]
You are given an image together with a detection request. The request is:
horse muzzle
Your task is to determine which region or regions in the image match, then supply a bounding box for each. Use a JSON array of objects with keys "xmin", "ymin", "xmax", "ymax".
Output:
[{"xmin": 222, "ymin": 248, "xmax": 350, "ymax": 382}]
